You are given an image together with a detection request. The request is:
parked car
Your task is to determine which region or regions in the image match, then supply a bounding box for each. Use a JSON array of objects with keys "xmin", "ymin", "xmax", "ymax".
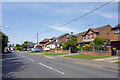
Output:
[{"xmin": 31, "ymin": 48, "xmax": 42, "ymax": 52}]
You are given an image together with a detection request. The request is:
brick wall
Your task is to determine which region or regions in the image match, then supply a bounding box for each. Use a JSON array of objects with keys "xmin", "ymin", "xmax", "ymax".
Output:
[
  {"xmin": 81, "ymin": 47, "xmax": 112, "ymax": 56},
  {"xmin": 50, "ymin": 48, "xmax": 71, "ymax": 54}
]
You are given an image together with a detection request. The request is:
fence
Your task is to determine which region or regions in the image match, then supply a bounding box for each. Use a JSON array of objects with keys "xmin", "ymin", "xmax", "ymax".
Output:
[
  {"xmin": 50, "ymin": 47, "xmax": 71, "ymax": 54},
  {"xmin": 81, "ymin": 47, "xmax": 112, "ymax": 56}
]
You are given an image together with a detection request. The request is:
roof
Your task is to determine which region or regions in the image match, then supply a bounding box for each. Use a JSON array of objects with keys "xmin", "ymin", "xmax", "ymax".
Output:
[
  {"xmin": 76, "ymin": 31, "xmax": 87, "ymax": 37},
  {"xmin": 83, "ymin": 24, "xmax": 112, "ymax": 36},
  {"xmin": 45, "ymin": 33, "xmax": 69, "ymax": 45},
  {"xmin": 112, "ymin": 24, "xmax": 120, "ymax": 30},
  {"xmin": 50, "ymin": 37, "xmax": 56, "ymax": 40},
  {"xmin": 40, "ymin": 38, "xmax": 50, "ymax": 43}
]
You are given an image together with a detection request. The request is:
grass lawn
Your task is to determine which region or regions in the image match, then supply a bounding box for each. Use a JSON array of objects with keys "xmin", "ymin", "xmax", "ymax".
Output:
[
  {"xmin": 65, "ymin": 54, "xmax": 110, "ymax": 60},
  {"xmin": 115, "ymin": 61, "xmax": 120, "ymax": 64},
  {"xmin": 44, "ymin": 53, "xmax": 68, "ymax": 56},
  {"xmin": 40, "ymin": 51, "xmax": 49, "ymax": 53}
]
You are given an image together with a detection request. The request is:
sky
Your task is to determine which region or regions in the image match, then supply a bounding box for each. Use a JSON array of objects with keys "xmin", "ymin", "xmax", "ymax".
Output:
[{"xmin": 2, "ymin": 2, "xmax": 118, "ymax": 44}]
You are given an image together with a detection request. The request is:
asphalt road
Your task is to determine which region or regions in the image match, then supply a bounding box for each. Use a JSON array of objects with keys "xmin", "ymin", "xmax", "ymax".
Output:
[{"xmin": 2, "ymin": 51, "xmax": 118, "ymax": 78}]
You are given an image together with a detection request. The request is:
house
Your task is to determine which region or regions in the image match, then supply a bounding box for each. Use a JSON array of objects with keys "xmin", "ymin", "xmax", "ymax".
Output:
[
  {"xmin": 77, "ymin": 25, "xmax": 112, "ymax": 45},
  {"xmin": 76, "ymin": 31, "xmax": 87, "ymax": 46},
  {"xmin": 44, "ymin": 33, "xmax": 69, "ymax": 50},
  {"xmin": 110, "ymin": 24, "xmax": 120, "ymax": 50},
  {"xmin": 37, "ymin": 38, "xmax": 50, "ymax": 48}
]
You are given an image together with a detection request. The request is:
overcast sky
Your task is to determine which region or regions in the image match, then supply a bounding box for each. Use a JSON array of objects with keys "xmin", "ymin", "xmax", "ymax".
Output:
[{"xmin": 2, "ymin": 2, "xmax": 118, "ymax": 44}]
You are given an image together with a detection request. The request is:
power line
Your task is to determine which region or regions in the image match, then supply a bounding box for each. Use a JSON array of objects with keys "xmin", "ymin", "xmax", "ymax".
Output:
[
  {"xmin": 29, "ymin": 0, "xmax": 114, "ymax": 43},
  {"xmin": 38, "ymin": 0, "xmax": 114, "ymax": 34}
]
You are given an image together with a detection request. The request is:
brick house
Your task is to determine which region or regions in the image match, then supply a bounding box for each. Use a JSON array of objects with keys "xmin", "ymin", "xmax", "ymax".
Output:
[
  {"xmin": 37, "ymin": 38, "xmax": 50, "ymax": 48},
  {"xmin": 45, "ymin": 33, "xmax": 69, "ymax": 50},
  {"xmin": 110, "ymin": 24, "xmax": 120, "ymax": 50},
  {"xmin": 77, "ymin": 25, "xmax": 112, "ymax": 45}
]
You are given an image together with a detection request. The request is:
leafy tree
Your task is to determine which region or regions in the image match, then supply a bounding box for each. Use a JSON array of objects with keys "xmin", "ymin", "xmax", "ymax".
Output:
[
  {"xmin": 0, "ymin": 31, "xmax": 8, "ymax": 52},
  {"xmin": 93, "ymin": 37, "xmax": 104, "ymax": 46},
  {"xmin": 93, "ymin": 37, "xmax": 110, "ymax": 46},
  {"xmin": 16, "ymin": 44, "xmax": 22, "ymax": 50},
  {"xmin": 62, "ymin": 32, "xmax": 78, "ymax": 53}
]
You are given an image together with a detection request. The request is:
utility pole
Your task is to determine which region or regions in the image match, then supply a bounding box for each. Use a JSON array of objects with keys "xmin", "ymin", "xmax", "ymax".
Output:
[{"xmin": 37, "ymin": 33, "xmax": 38, "ymax": 48}]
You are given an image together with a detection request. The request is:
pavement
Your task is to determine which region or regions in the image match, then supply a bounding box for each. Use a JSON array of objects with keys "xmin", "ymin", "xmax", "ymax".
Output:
[
  {"xmin": 2, "ymin": 51, "xmax": 119, "ymax": 78},
  {"xmin": 93, "ymin": 56, "xmax": 120, "ymax": 63}
]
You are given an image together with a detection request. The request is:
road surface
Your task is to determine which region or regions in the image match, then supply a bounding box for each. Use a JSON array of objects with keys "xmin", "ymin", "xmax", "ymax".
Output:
[{"xmin": 2, "ymin": 52, "xmax": 118, "ymax": 78}]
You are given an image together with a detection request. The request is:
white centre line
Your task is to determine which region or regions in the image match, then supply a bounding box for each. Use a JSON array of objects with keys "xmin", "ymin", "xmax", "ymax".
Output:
[
  {"xmin": 22, "ymin": 56, "xmax": 25, "ymax": 58},
  {"xmin": 39, "ymin": 62, "xmax": 65, "ymax": 74},
  {"xmin": 27, "ymin": 58, "xmax": 34, "ymax": 62}
]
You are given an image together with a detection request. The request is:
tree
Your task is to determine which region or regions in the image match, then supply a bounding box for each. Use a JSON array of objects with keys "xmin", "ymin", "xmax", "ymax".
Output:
[
  {"xmin": 16, "ymin": 44, "xmax": 22, "ymax": 50},
  {"xmin": 93, "ymin": 37, "xmax": 104, "ymax": 46},
  {"xmin": 0, "ymin": 31, "xmax": 8, "ymax": 52},
  {"xmin": 62, "ymin": 32, "xmax": 78, "ymax": 53}
]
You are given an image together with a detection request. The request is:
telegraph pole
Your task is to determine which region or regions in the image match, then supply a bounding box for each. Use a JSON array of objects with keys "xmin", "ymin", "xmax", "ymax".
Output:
[{"xmin": 37, "ymin": 33, "xmax": 38, "ymax": 48}]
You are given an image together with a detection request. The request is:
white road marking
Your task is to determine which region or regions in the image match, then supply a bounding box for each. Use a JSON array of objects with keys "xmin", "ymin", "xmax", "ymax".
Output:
[
  {"xmin": 22, "ymin": 56, "xmax": 25, "ymax": 58},
  {"xmin": 27, "ymin": 58, "xmax": 34, "ymax": 62},
  {"xmin": 39, "ymin": 62, "xmax": 65, "ymax": 74}
]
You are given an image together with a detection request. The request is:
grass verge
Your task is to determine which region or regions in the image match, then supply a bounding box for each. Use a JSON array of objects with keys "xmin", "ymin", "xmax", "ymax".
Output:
[
  {"xmin": 65, "ymin": 54, "xmax": 110, "ymax": 60},
  {"xmin": 44, "ymin": 53, "xmax": 67, "ymax": 56},
  {"xmin": 115, "ymin": 61, "xmax": 120, "ymax": 64}
]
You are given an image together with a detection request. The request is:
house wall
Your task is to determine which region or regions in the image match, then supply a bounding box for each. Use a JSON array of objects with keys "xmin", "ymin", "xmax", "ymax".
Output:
[{"xmin": 109, "ymin": 30, "xmax": 120, "ymax": 41}]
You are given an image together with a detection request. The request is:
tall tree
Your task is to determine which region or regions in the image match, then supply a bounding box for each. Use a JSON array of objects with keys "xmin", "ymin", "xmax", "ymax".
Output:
[{"xmin": 0, "ymin": 31, "xmax": 8, "ymax": 52}]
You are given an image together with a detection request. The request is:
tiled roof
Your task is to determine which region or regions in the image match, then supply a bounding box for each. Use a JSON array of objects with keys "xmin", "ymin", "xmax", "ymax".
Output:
[
  {"xmin": 83, "ymin": 24, "xmax": 111, "ymax": 36},
  {"xmin": 45, "ymin": 33, "xmax": 69, "ymax": 45},
  {"xmin": 90, "ymin": 24, "xmax": 111, "ymax": 32},
  {"xmin": 112, "ymin": 24, "xmax": 120, "ymax": 30},
  {"xmin": 40, "ymin": 39, "xmax": 50, "ymax": 43},
  {"xmin": 76, "ymin": 31, "xmax": 87, "ymax": 37}
]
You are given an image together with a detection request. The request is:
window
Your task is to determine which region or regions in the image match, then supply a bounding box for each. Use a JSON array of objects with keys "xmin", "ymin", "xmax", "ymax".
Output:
[
  {"xmin": 91, "ymin": 33, "xmax": 94, "ymax": 38},
  {"xmin": 66, "ymin": 39, "xmax": 68, "ymax": 41},
  {"xmin": 84, "ymin": 36, "xmax": 86, "ymax": 39},
  {"xmin": 56, "ymin": 40, "xmax": 58, "ymax": 42},
  {"xmin": 88, "ymin": 34, "xmax": 90, "ymax": 39},
  {"xmin": 115, "ymin": 29, "xmax": 120, "ymax": 34}
]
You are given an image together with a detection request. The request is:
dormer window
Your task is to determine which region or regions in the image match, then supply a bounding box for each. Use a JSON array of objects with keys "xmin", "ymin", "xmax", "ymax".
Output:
[
  {"xmin": 66, "ymin": 39, "xmax": 68, "ymax": 41},
  {"xmin": 84, "ymin": 36, "xmax": 86, "ymax": 39},
  {"xmin": 88, "ymin": 34, "xmax": 90, "ymax": 39},
  {"xmin": 56, "ymin": 40, "xmax": 58, "ymax": 42},
  {"xmin": 67, "ymin": 35, "xmax": 69, "ymax": 37},
  {"xmin": 115, "ymin": 29, "xmax": 120, "ymax": 34},
  {"xmin": 91, "ymin": 33, "xmax": 94, "ymax": 38}
]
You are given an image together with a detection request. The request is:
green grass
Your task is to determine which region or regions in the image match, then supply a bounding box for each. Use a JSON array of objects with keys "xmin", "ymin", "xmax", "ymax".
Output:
[
  {"xmin": 44, "ymin": 53, "xmax": 67, "ymax": 56},
  {"xmin": 65, "ymin": 54, "xmax": 110, "ymax": 60},
  {"xmin": 40, "ymin": 51, "xmax": 49, "ymax": 53},
  {"xmin": 115, "ymin": 61, "xmax": 120, "ymax": 64}
]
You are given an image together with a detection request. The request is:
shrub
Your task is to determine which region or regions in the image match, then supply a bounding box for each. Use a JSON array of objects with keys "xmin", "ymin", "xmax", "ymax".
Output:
[
  {"xmin": 55, "ymin": 47, "xmax": 61, "ymax": 50},
  {"xmin": 113, "ymin": 47, "xmax": 116, "ymax": 55}
]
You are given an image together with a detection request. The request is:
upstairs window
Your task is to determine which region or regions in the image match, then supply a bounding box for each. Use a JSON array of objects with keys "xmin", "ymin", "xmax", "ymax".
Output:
[
  {"xmin": 88, "ymin": 34, "xmax": 90, "ymax": 39},
  {"xmin": 56, "ymin": 40, "xmax": 58, "ymax": 42},
  {"xmin": 91, "ymin": 33, "xmax": 94, "ymax": 38},
  {"xmin": 84, "ymin": 36, "xmax": 86, "ymax": 39},
  {"xmin": 115, "ymin": 29, "xmax": 120, "ymax": 34}
]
